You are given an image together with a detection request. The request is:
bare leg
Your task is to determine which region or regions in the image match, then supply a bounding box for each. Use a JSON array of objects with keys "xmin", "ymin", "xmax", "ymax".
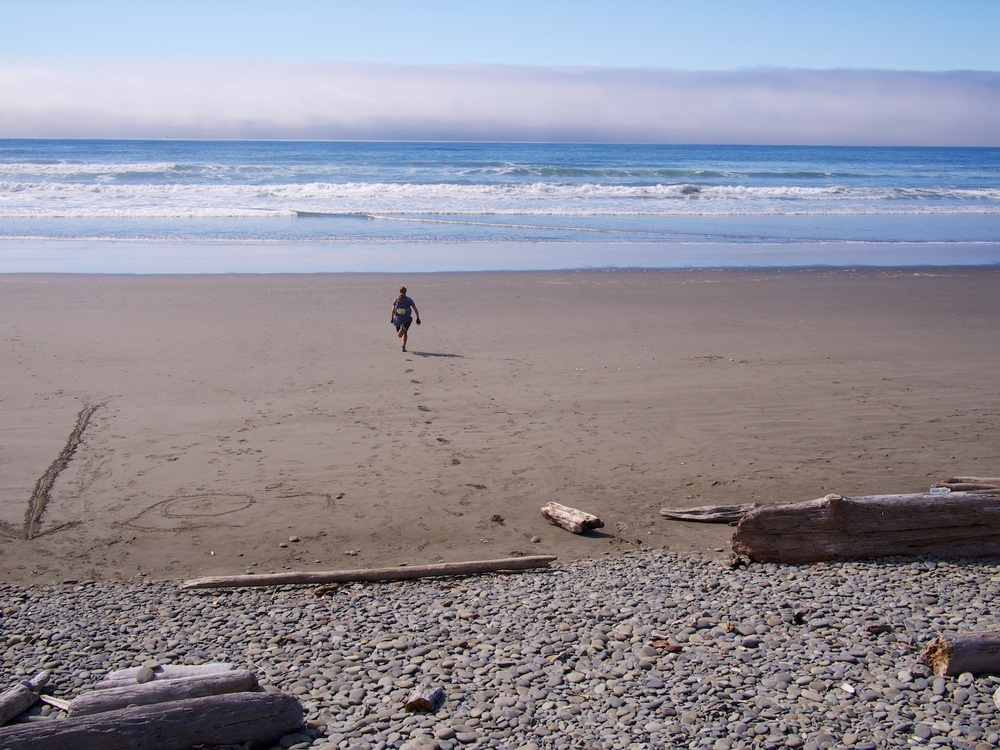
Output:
[{"xmin": 401, "ymin": 327, "xmax": 409, "ymax": 351}]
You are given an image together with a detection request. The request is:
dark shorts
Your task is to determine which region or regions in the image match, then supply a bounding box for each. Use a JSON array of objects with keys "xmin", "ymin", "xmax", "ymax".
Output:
[{"xmin": 394, "ymin": 316, "xmax": 412, "ymax": 331}]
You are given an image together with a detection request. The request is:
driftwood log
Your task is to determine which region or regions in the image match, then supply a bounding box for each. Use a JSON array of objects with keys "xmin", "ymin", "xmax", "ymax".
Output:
[
  {"xmin": 660, "ymin": 503, "xmax": 761, "ymax": 523},
  {"xmin": 731, "ymin": 490, "xmax": 1000, "ymax": 563},
  {"xmin": 922, "ymin": 631, "xmax": 1000, "ymax": 677},
  {"xmin": 181, "ymin": 555, "xmax": 557, "ymax": 590},
  {"xmin": 94, "ymin": 662, "xmax": 235, "ymax": 689},
  {"xmin": 0, "ymin": 672, "xmax": 49, "ymax": 727},
  {"xmin": 540, "ymin": 502, "xmax": 604, "ymax": 534},
  {"xmin": 933, "ymin": 476, "xmax": 1000, "ymax": 492},
  {"xmin": 404, "ymin": 684, "xmax": 445, "ymax": 712},
  {"xmin": 36, "ymin": 696, "xmax": 71, "ymax": 713},
  {"xmin": 69, "ymin": 669, "xmax": 259, "ymax": 716},
  {"xmin": 0, "ymin": 692, "xmax": 303, "ymax": 750}
]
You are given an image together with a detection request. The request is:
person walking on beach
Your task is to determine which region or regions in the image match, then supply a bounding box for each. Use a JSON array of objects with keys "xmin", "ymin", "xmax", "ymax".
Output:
[{"xmin": 390, "ymin": 285, "xmax": 420, "ymax": 352}]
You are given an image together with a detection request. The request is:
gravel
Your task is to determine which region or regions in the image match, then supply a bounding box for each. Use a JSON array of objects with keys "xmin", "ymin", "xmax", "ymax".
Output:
[{"xmin": 2, "ymin": 550, "xmax": 1000, "ymax": 749}]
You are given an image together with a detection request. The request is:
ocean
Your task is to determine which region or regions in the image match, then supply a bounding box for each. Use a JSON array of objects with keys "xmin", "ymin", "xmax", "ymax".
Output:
[{"xmin": 2, "ymin": 139, "xmax": 999, "ymax": 273}]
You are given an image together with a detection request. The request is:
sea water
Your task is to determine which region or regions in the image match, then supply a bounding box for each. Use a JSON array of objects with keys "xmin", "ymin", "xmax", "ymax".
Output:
[{"xmin": 1, "ymin": 139, "xmax": 999, "ymax": 273}]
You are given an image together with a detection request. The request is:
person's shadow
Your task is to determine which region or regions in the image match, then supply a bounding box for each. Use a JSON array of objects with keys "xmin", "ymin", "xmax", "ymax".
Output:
[{"xmin": 412, "ymin": 351, "xmax": 463, "ymax": 358}]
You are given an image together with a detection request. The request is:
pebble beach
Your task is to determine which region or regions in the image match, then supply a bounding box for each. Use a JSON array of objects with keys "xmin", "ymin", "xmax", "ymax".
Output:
[{"xmin": 3, "ymin": 550, "xmax": 1000, "ymax": 750}]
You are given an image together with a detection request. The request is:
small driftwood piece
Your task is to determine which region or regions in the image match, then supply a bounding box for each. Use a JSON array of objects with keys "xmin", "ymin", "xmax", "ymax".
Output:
[
  {"xmin": 36, "ymin": 696, "xmax": 71, "ymax": 712},
  {"xmin": 923, "ymin": 631, "xmax": 1000, "ymax": 677},
  {"xmin": 540, "ymin": 502, "xmax": 604, "ymax": 534},
  {"xmin": 0, "ymin": 692, "xmax": 303, "ymax": 750},
  {"xmin": 933, "ymin": 476, "xmax": 1000, "ymax": 492},
  {"xmin": 69, "ymin": 669, "xmax": 259, "ymax": 716},
  {"xmin": 181, "ymin": 555, "xmax": 557, "ymax": 590},
  {"xmin": 731, "ymin": 490, "xmax": 1000, "ymax": 563},
  {"xmin": 95, "ymin": 663, "xmax": 235, "ymax": 689},
  {"xmin": 0, "ymin": 672, "xmax": 49, "ymax": 727},
  {"xmin": 404, "ymin": 684, "xmax": 444, "ymax": 713},
  {"xmin": 660, "ymin": 503, "xmax": 761, "ymax": 523}
]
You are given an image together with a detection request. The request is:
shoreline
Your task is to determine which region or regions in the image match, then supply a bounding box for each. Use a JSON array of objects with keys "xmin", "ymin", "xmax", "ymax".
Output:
[
  {"xmin": 2, "ymin": 267, "xmax": 999, "ymax": 585},
  {"xmin": 3, "ymin": 238, "xmax": 1000, "ymax": 274},
  {"xmin": 5, "ymin": 262, "xmax": 1000, "ymax": 274}
]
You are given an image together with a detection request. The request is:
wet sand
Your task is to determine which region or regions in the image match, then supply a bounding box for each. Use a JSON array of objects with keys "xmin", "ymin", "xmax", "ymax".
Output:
[{"xmin": 2, "ymin": 267, "xmax": 999, "ymax": 585}]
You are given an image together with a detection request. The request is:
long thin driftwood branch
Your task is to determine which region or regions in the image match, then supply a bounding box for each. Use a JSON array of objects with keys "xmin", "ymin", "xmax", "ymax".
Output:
[
  {"xmin": 933, "ymin": 476, "xmax": 1000, "ymax": 492},
  {"xmin": 180, "ymin": 555, "xmax": 557, "ymax": 590},
  {"xmin": 660, "ymin": 503, "xmax": 761, "ymax": 523}
]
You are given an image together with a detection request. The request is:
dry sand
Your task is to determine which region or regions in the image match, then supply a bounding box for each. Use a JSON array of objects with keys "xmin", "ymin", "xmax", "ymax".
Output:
[{"xmin": 2, "ymin": 268, "xmax": 999, "ymax": 585}]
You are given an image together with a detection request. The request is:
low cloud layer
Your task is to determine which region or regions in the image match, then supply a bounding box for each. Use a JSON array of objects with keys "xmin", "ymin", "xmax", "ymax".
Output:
[{"xmin": 1, "ymin": 61, "xmax": 998, "ymax": 145}]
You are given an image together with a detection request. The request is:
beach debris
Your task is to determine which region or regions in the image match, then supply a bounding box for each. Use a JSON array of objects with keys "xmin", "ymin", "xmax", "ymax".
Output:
[
  {"xmin": 922, "ymin": 630, "xmax": 1000, "ymax": 677},
  {"xmin": 180, "ymin": 555, "xmax": 557, "ymax": 590},
  {"xmin": 0, "ymin": 672, "xmax": 49, "ymax": 727},
  {"xmin": 36, "ymin": 694, "xmax": 72, "ymax": 712},
  {"xmin": 540, "ymin": 502, "xmax": 604, "ymax": 534},
  {"xmin": 731, "ymin": 489, "xmax": 1000, "ymax": 563},
  {"xmin": 0, "ymin": 662, "xmax": 304, "ymax": 750},
  {"xmin": 404, "ymin": 684, "xmax": 445, "ymax": 713},
  {"xmin": 92, "ymin": 663, "xmax": 237, "ymax": 690},
  {"xmin": 932, "ymin": 476, "xmax": 1000, "ymax": 492},
  {"xmin": 660, "ymin": 502, "xmax": 761, "ymax": 523},
  {"xmin": 68, "ymin": 669, "xmax": 259, "ymax": 717},
  {"xmin": 0, "ymin": 692, "xmax": 303, "ymax": 750}
]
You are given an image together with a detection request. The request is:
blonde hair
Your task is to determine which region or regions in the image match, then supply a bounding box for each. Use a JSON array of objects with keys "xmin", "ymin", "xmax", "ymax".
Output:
[{"xmin": 397, "ymin": 285, "xmax": 407, "ymax": 299}]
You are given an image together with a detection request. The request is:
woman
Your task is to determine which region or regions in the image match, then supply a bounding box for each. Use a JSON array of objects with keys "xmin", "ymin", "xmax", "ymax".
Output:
[{"xmin": 390, "ymin": 285, "xmax": 421, "ymax": 352}]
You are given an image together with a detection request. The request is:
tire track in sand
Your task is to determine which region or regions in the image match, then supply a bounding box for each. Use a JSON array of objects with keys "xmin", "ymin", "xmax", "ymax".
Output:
[{"xmin": 19, "ymin": 403, "xmax": 103, "ymax": 540}]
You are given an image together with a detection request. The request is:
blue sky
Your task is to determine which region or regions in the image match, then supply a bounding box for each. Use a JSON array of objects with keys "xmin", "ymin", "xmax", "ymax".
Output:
[{"xmin": 2, "ymin": 0, "xmax": 999, "ymax": 144}]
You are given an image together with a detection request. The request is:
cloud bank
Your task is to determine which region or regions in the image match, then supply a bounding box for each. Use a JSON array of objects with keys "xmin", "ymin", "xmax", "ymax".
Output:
[{"xmin": 1, "ymin": 61, "xmax": 998, "ymax": 146}]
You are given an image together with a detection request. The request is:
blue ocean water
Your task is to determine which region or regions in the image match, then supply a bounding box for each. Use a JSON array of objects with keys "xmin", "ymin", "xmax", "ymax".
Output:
[{"xmin": 2, "ymin": 139, "xmax": 999, "ymax": 272}]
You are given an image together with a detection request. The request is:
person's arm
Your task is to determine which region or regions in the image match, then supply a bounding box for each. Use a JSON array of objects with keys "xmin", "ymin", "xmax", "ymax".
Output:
[
  {"xmin": 390, "ymin": 301, "xmax": 396, "ymax": 322},
  {"xmin": 412, "ymin": 302, "xmax": 421, "ymax": 323}
]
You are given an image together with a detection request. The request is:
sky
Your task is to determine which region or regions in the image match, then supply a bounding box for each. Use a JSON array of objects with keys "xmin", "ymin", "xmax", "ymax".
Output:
[{"xmin": 1, "ymin": 0, "xmax": 999, "ymax": 145}]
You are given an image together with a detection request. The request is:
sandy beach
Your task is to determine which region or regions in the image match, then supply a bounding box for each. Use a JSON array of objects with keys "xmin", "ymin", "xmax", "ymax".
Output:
[{"xmin": 2, "ymin": 267, "xmax": 999, "ymax": 585}]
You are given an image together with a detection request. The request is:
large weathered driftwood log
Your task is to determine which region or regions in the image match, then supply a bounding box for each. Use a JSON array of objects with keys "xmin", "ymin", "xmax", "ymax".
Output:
[
  {"xmin": 95, "ymin": 662, "xmax": 235, "ymax": 689},
  {"xmin": 69, "ymin": 669, "xmax": 259, "ymax": 716},
  {"xmin": 0, "ymin": 672, "xmax": 49, "ymax": 727},
  {"xmin": 0, "ymin": 692, "xmax": 303, "ymax": 750},
  {"xmin": 731, "ymin": 490, "xmax": 1000, "ymax": 563},
  {"xmin": 660, "ymin": 503, "xmax": 761, "ymax": 523},
  {"xmin": 933, "ymin": 476, "xmax": 1000, "ymax": 492},
  {"xmin": 181, "ymin": 555, "xmax": 557, "ymax": 590},
  {"xmin": 540, "ymin": 502, "xmax": 604, "ymax": 534},
  {"xmin": 922, "ymin": 631, "xmax": 1000, "ymax": 677}
]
